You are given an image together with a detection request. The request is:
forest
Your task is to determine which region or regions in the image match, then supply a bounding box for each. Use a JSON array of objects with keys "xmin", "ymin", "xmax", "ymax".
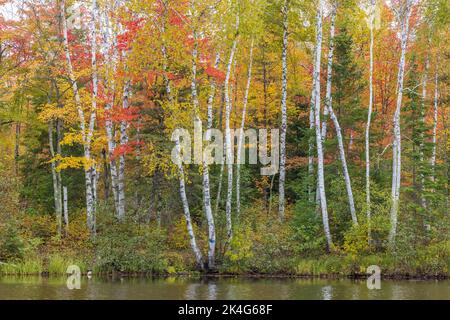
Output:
[{"xmin": 0, "ymin": 0, "xmax": 448, "ymax": 277}]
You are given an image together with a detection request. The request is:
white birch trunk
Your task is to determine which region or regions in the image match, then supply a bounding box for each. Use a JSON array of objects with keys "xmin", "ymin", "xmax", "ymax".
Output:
[
  {"xmin": 63, "ymin": 186, "xmax": 68, "ymax": 230},
  {"xmin": 308, "ymin": 69, "xmax": 316, "ymax": 203},
  {"xmin": 322, "ymin": 3, "xmax": 357, "ymax": 225},
  {"xmin": 316, "ymin": 3, "xmax": 336, "ymax": 208},
  {"xmin": 162, "ymin": 22, "xmax": 203, "ymax": 268},
  {"xmin": 191, "ymin": 26, "xmax": 216, "ymax": 269},
  {"xmin": 48, "ymin": 120, "xmax": 62, "ymax": 235},
  {"xmin": 61, "ymin": 0, "xmax": 97, "ymax": 234},
  {"xmin": 236, "ymin": 40, "xmax": 254, "ymax": 218},
  {"xmin": 321, "ymin": 2, "xmax": 336, "ymax": 142},
  {"xmin": 366, "ymin": 0, "xmax": 375, "ymax": 239},
  {"xmin": 278, "ymin": 0, "xmax": 289, "ymax": 222},
  {"xmin": 117, "ymin": 80, "xmax": 130, "ymax": 221},
  {"xmin": 101, "ymin": 4, "xmax": 120, "ymax": 216},
  {"xmin": 389, "ymin": 1, "xmax": 414, "ymax": 245},
  {"xmin": 174, "ymin": 138, "xmax": 204, "ymax": 269},
  {"xmin": 420, "ymin": 53, "xmax": 429, "ymax": 209},
  {"xmin": 431, "ymin": 67, "xmax": 438, "ymax": 182},
  {"xmin": 224, "ymin": 15, "xmax": 239, "ymax": 243},
  {"xmin": 313, "ymin": 0, "xmax": 333, "ymax": 249}
]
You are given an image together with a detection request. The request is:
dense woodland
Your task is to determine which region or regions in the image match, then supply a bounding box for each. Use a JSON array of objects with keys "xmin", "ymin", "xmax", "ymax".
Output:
[{"xmin": 0, "ymin": 0, "xmax": 448, "ymax": 276}]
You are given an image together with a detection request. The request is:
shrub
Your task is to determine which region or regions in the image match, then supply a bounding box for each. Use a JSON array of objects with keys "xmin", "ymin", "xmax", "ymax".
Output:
[
  {"xmin": 94, "ymin": 215, "xmax": 168, "ymax": 273},
  {"xmin": 0, "ymin": 223, "xmax": 24, "ymax": 262}
]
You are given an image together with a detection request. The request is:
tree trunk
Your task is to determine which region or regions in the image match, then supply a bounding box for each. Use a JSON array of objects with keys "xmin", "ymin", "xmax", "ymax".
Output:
[
  {"xmin": 366, "ymin": 0, "xmax": 375, "ymax": 240},
  {"xmin": 431, "ymin": 67, "xmax": 438, "ymax": 182},
  {"xmin": 321, "ymin": 2, "xmax": 336, "ymax": 142},
  {"xmin": 117, "ymin": 80, "xmax": 130, "ymax": 221},
  {"xmin": 313, "ymin": 0, "xmax": 332, "ymax": 250},
  {"xmin": 61, "ymin": 0, "xmax": 97, "ymax": 234},
  {"xmin": 63, "ymin": 186, "xmax": 68, "ymax": 230},
  {"xmin": 224, "ymin": 15, "xmax": 240, "ymax": 243},
  {"xmin": 278, "ymin": 0, "xmax": 289, "ymax": 222},
  {"xmin": 389, "ymin": 1, "xmax": 414, "ymax": 245},
  {"xmin": 48, "ymin": 120, "xmax": 62, "ymax": 235},
  {"xmin": 236, "ymin": 40, "xmax": 254, "ymax": 218},
  {"xmin": 420, "ymin": 53, "xmax": 429, "ymax": 209}
]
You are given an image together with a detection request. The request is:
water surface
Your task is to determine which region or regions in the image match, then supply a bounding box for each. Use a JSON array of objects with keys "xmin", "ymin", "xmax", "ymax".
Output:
[{"xmin": 0, "ymin": 276, "xmax": 448, "ymax": 300}]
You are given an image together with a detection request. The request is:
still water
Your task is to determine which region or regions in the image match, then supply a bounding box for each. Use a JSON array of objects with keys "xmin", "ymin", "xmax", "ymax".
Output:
[{"xmin": 0, "ymin": 276, "xmax": 448, "ymax": 300}]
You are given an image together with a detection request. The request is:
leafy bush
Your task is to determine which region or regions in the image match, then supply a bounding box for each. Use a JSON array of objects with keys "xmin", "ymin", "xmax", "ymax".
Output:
[
  {"xmin": 291, "ymin": 201, "xmax": 326, "ymax": 256},
  {"xmin": 0, "ymin": 223, "xmax": 24, "ymax": 262},
  {"xmin": 221, "ymin": 225, "xmax": 254, "ymax": 273},
  {"xmin": 94, "ymin": 215, "xmax": 168, "ymax": 273}
]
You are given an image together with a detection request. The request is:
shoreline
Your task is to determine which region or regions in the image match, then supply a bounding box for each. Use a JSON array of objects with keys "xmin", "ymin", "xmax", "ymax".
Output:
[{"xmin": 1, "ymin": 271, "xmax": 448, "ymax": 281}]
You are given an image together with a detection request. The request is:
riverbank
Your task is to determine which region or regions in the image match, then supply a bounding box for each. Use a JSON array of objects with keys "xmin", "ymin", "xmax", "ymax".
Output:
[{"xmin": 1, "ymin": 253, "xmax": 448, "ymax": 280}]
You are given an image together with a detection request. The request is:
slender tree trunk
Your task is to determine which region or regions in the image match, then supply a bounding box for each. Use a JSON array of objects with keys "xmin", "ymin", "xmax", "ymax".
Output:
[
  {"xmin": 48, "ymin": 120, "xmax": 62, "ymax": 235},
  {"xmin": 117, "ymin": 80, "xmax": 130, "ymax": 221},
  {"xmin": 389, "ymin": 2, "xmax": 413, "ymax": 245},
  {"xmin": 201, "ymin": 52, "xmax": 220, "ymax": 269},
  {"xmin": 366, "ymin": 0, "xmax": 375, "ymax": 240},
  {"xmin": 308, "ymin": 55, "xmax": 316, "ymax": 203},
  {"xmin": 224, "ymin": 15, "xmax": 240, "ymax": 243},
  {"xmin": 278, "ymin": 0, "xmax": 289, "ymax": 222},
  {"xmin": 316, "ymin": 2, "xmax": 336, "ymax": 209},
  {"xmin": 14, "ymin": 122, "xmax": 20, "ymax": 175},
  {"xmin": 236, "ymin": 40, "xmax": 254, "ymax": 218},
  {"xmin": 61, "ymin": 0, "xmax": 97, "ymax": 234},
  {"xmin": 190, "ymin": 24, "xmax": 216, "ymax": 269},
  {"xmin": 321, "ymin": 2, "xmax": 336, "ymax": 142},
  {"xmin": 162, "ymin": 18, "xmax": 203, "ymax": 267},
  {"xmin": 63, "ymin": 186, "xmax": 68, "ymax": 230},
  {"xmin": 174, "ymin": 138, "xmax": 204, "ymax": 269},
  {"xmin": 431, "ymin": 67, "xmax": 438, "ymax": 182},
  {"xmin": 321, "ymin": 3, "xmax": 357, "ymax": 225},
  {"xmin": 313, "ymin": 0, "xmax": 332, "ymax": 250},
  {"xmin": 420, "ymin": 53, "xmax": 429, "ymax": 209},
  {"xmin": 101, "ymin": 5, "xmax": 121, "ymax": 217}
]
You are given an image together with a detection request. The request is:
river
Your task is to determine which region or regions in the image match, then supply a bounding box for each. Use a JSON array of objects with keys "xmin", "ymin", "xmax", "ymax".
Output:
[{"xmin": 0, "ymin": 276, "xmax": 448, "ymax": 300}]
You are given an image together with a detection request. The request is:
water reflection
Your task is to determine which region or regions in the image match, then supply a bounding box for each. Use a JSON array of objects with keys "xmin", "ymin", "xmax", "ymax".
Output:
[{"xmin": 0, "ymin": 276, "xmax": 448, "ymax": 300}]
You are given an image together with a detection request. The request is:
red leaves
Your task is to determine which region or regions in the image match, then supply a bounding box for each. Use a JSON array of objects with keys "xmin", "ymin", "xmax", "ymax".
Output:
[
  {"xmin": 111, "ymin": 144, "xmax": 134, "ymax": 160},
  {"xmin": 205, "ymin": 65, "xmax": 225, "ymax": 83},
  {"xmin": 117, "ymin": 18, "xmax": 144, "ymax": 51}
]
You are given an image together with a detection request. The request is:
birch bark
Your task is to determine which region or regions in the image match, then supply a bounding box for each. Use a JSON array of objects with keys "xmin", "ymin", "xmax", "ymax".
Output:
[
  {"xmin": 278, "ymin": 0, "xmax": 289, "ymax": 222},
  {"xmin": 366, "ymin": 0, "xmax": 375, "ymax": 239},
  {"xmin": 61, "ymin": 0, "xmax": 98, "ymax": 234},
  {"xmin": 431, "ymin": 67, "xmax": 438, "ymax": 182},
  {"xmin": 224, "ymin": 14, "xmax": 240, "ymax": 243},
  {"xmin": 389, "ymin": 0, "xmax": 414, "ymax": 245},
  {"xmin": 322, "ymin": 2, "xmax": 357, "ymax": 225},
  {"xmin": 236, "ymin": 41, "xmax": 254, "ymax": 218},
  {"xmin": 313, "ymin": 0, "xmax": 333, "ymax": 249}
]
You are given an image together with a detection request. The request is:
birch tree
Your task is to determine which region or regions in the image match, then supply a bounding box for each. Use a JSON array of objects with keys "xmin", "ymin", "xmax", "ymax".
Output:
[
  {"xmin": 313, "ymin": 0, "xmax": 333, "ymax": 249},
  {"xmin": 388, "ymin": 0, "xmax": 416, "ymax": 245},
  {"xmin": 61, "ymin": 0, "xmax": 99, "ymax": 234},
  {"xmin": 278, "ymin": 0, "xmax": 289, "ymax": 222},
  {"xmin": 364, "ymin": 0, "xmax": 376, "ymax": 239},
  {"xmin": 224, "ymin": 13, "xmax": 239, "ymax": 243},
  {"xmin": 430, "ymin": 66, "xmax": 438, "ymax": 182},
  {"xmin": 236, "ymin": 41, "xmax": 253, "ymax": 218},
  {"xmin": 203, "ymin": 52, "xmax": 220, "ymax": 268}
]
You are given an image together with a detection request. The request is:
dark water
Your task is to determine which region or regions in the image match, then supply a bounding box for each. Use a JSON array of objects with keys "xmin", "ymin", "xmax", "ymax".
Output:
[{"xmin": 0, "ymin": 276, "xmax": 448, "ymax": 300}]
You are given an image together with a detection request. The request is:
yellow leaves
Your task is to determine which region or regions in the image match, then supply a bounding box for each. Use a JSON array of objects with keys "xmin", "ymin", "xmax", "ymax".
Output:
[
  {"xmin": 38, "ymin": 103, "xmax": 65, "ymax": 122},
  {"xmin": 141, "ymin": 142, "xmax": 177, "ymax": 180},
  {"xmin": 60, "ymin": 131, "xmax": 84, "ymax": 146},
  {"xmin": 49, "ymin": 154, "xmax": 97, "ymax": 171}
]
